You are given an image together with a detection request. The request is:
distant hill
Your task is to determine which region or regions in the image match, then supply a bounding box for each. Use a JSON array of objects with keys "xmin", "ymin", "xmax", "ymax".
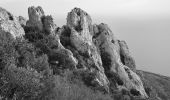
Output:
[{"xmin": 137, "ymin": 70, "xmax": 170, "ymax": 100}]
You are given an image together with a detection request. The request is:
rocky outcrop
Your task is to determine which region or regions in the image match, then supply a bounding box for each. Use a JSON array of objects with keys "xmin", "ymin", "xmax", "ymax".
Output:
[
  {"xmin": 17, "ymin": 16, "xmax": 27, "ymax": 26},
  {"xmin": 118, "ymin": 40, "xmax": 136, "ymax": 71},
  {"xmin": 67, "ymin": 8, "xmax": 93, "ymax": 53},
  {"xmin": 65, "ymin": 8, "xmax": 149, "ymax": 98},
  {"xmin": 26, "ymin": 6, "xmax": 44, "ymax": 31},
  {"xmin": 0, "ymin": 7, "xmax": 25, "ymax": 39},
  {"xmin": 0, "ymin": 7, "xmax": 14, "ymax": 21},
  {"xmin": 27, "ymin": 6, "xmax": 57, "ymax": 34},
  {"xmin": 48, "ymin": 34, "xmax": 78, "ymax": 70},
  {"xmin": 93, "ymin": 23, "xmax": 148, "ymax": 98},
  {"xmin": 67, "ymin": 8, "xmax": 109, "ymax": 91},
  {"xmin": 0, "ymin": 20, "xmax": 25, "ymax": 39},
  {"xmin": 42, "ymin": 15, "xmax": 57, "ymax": 34},
  {"xmin": 25, "ymin": 6, "xmax": 77, "ymax": 72}
]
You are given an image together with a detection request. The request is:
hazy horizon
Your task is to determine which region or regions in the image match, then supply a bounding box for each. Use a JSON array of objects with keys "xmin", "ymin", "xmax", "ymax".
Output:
[{"xmin": 1, "ymin": 0, "xmax": 170, "ymax": 76}]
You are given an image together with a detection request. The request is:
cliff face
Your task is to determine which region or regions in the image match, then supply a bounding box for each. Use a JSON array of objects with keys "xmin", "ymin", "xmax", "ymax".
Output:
[
  {"xmin": 0, "ymin": 6, "xmax": 169, "ymax": 100},
  {"xmin": 65, "ymin": 8, "xmax": 148, "ymax": 98},
  {"xmin": 67, "ymin": 8, "xmax": 109, "ymax": 91}
]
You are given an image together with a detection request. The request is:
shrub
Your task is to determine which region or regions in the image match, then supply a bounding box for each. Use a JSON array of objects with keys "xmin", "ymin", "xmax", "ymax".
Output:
[
  {"xmin": 1, "ymin": 64, "xmax": 43, "ymax": 99},
  {"xmin": 39, "ymin": 73, "xmax": 113, "ymax": 100},
  {"xmin": 0, "ymin": 32, "xmax": 17, "ymax": 70}
]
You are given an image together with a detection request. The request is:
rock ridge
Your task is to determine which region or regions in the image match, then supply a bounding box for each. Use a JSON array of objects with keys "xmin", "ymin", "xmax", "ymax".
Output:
[{"xmin": 0, "ymin": 6, "xmax": 152, "ymax": 99}]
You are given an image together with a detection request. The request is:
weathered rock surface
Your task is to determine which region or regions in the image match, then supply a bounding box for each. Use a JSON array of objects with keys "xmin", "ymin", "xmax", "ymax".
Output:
[
  {"xmin": 27, "ymin": 6, "xmax": 57, "ymax": 35},
  {"xmin": 0, "ymin": 7, "xmax": 25, "ymax": 39},
  {"xmin": 0, "ymin": 20, "xmax": 25, "ymax": 38},
  {"xmin": 27, "ymin": 6, "xmax": 44, "ymax": 31},
  {"xmin": 42, "ymin": 15, "xmax": 57, "ymax": 34},
  {"xmin": 17, "ymin": 16, "xmax": 27, "ymax": 26},
  {"xmin": 0, "ymin": 7, "xmax": 14, "ymax": 21},
  {"xmin": 67, "ymin": 8, "xmax": 93, "ymax": 53},
  {"xmin": 48, "ymin": 34, "xmax": 78, "ymax": 70},
  {"xmin": 118, "ymin": 40, "xmax": 136, "ymax": 71},
  {"xmin": 67, "ymin": 8, "xmax": 109, "ymax": 91},
  {"xmin": 93, "ymin": 23, "xmax": 148, "ymax": 98}
]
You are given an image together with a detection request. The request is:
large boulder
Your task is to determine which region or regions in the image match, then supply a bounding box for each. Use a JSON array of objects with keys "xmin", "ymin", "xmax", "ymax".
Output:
[
  {"xmin": 26, "ymin": 6, "xmax": 44, "ymax": 31},
  {"xmin": 67, "ymin": 8, "xmax": 109, "ymax": 91},
  {"xmin": 93, "ymin": 23, "xmax": 148, "ymax": 98}
]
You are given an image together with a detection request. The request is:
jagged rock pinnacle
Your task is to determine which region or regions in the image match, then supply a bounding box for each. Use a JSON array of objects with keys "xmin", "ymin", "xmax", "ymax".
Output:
[
  {"xmin": 27, "ymin": 6, "xmax": 44, "ymax": 31},
  {"xmin": 17, "ymin": 16, "xmax": 27, "ymax": 26},
  {"xmin": 94, "ymin": 23, "xmax": 148, "ymax": 98},
  {"xmin": 118, "ymin": 40, "xmax": 136, "ymax": 71},
  {"xmin": 27, "ymin": 6, "xmax": 57, "ymax": 34},
  {"xmin": 42, "ymin": 15, "xmax": 57, "ymax": 34},
  {"xmin": 67, "ymin": 8, "xmax": 109, "ymax": 91}
]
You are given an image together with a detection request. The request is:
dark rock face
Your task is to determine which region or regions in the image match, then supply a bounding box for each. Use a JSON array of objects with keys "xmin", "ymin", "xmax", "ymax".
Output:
[{"xmin": 27, "ymin": 6, "xmax": 57, "ymax": 34}]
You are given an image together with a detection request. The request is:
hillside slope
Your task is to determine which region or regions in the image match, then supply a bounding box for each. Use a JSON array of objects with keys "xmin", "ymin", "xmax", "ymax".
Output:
[
  {"xmin": 137, "ymin": 70, "xmax": 170, "ymax": 100},
  {"xmin": 0, "ymin": 6, "xmax": 170, "ymax": 100}
]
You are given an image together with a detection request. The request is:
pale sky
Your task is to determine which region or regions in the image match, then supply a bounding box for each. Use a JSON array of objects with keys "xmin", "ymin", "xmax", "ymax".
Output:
[{"xmin": 1, "ymin": 0, "xmax": 170, "ymax": 76}]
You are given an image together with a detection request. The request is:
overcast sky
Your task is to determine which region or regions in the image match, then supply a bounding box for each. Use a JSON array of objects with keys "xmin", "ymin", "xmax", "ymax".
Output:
[{"xmin": 1, "ymin": 0, "xmax": 170, "ymax": 76}]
